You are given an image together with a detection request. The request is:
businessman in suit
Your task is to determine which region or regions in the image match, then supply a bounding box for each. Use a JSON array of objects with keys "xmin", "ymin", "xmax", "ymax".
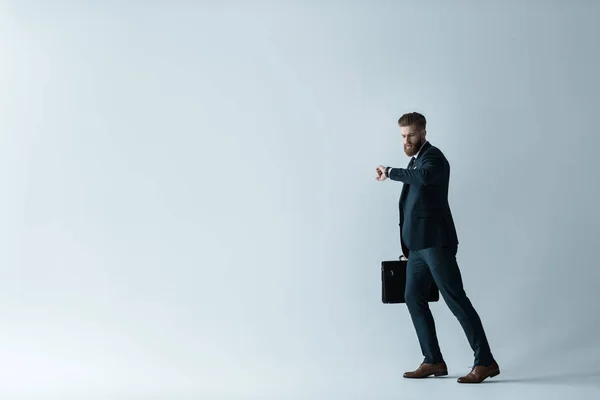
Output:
[{"xmin": 375, "ymin": 112, "xmax": 499, "ymax": 384}]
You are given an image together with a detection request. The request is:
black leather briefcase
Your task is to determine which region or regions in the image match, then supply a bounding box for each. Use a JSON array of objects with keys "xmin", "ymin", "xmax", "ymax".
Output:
[{"xmin": 381, "ymin": 257, "xmax": 440, "ymax": 303}]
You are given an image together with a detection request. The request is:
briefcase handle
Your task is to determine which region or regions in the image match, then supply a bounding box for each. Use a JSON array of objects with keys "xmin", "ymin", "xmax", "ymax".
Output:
[{"xmin": 399, "ymin": 255, "xmax": 408, "ymax": 261}]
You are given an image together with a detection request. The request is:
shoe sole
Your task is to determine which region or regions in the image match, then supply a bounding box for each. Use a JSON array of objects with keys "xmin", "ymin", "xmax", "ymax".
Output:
[{"xmin": 403, "ymin": 371, "xmax": 448, "ymax": 378}]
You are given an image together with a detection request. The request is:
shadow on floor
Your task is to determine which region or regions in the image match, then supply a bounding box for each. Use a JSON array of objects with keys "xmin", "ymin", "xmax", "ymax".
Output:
[{"xmin": 486, "ymin": 370, "xmax": 600, "ymax": 388}]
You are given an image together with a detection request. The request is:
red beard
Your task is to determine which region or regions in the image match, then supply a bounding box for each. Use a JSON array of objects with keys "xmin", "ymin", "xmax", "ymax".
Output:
[{"xmin": 404, "ymin": 142, "xmax": 422, "ymax": 156}]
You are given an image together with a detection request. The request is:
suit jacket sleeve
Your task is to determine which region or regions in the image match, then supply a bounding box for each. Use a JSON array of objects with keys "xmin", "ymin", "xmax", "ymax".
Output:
[{"xmin": 388, "ymin": 151, "xmax": 445, "ymax": 186}]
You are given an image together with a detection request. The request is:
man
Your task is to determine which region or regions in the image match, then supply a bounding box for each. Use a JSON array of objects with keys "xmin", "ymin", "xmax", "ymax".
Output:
[{"xmin": 375, "ymin": 112, "xmax": 499, "ymax": 384}]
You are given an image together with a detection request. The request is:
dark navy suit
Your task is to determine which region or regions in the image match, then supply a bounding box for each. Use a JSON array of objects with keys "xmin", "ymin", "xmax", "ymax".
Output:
[{"xmin": 388, "ymin": 141, "xmax": 495, "ymax": 367}]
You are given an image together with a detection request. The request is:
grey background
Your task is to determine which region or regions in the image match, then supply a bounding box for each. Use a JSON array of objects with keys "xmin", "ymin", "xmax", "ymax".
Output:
[{"xmin": 1, "ymin": 1, "xmax": 599, "ymax": 399}]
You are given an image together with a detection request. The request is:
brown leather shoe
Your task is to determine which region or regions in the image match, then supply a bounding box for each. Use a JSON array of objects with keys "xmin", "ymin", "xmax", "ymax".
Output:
[
  {"xmin": 403, "ymin": 361, "xmax": 448, "ymax": 378},
  {"xmin": 457, "ymin": 361, "xmax": 500, "ymax": 383}
]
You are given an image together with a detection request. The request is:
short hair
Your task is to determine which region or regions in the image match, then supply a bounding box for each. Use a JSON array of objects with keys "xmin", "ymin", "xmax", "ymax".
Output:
[{"xmin": 398, "ymin": 112, "xmax": 426, "ymax": 131}]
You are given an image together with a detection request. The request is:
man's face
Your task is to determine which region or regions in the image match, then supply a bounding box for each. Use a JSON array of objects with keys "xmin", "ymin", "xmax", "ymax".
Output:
[{"xmin": 400, "ymin": 124, "xmax": 426, "ymax": 157}]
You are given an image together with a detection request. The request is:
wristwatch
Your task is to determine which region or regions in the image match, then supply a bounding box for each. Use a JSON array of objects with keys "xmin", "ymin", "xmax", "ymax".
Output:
[{"xmin": 385, "ymin": 166, "xmax": 392, "ymax": 177}]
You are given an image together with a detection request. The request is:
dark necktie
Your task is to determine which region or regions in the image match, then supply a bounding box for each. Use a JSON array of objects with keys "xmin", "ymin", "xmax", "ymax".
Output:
[{"xmin": 407, "ymin": 157, "xmax": 416, "ymax": 169}]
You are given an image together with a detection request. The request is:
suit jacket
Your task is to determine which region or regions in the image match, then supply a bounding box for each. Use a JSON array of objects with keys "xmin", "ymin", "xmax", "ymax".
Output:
[{"xmin": 388, "ymin": 141, "xmax": 459, "ymax": 258}]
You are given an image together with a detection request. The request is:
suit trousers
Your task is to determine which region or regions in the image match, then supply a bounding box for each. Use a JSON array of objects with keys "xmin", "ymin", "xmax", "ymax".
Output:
[{"xmin": 405, "ymin": 246, "xmax": 495, "ymax": 366}]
